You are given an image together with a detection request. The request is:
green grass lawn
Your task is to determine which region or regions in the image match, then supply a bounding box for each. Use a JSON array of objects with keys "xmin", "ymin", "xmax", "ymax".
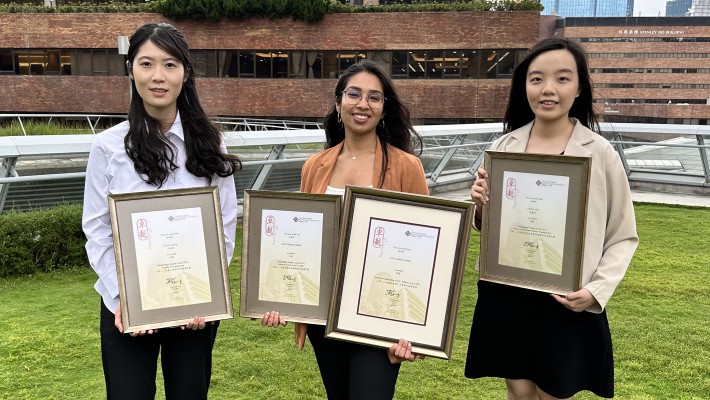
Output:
[{"xmin": 1, "ymin": 203, "xmax": 708, "ymax": 399}]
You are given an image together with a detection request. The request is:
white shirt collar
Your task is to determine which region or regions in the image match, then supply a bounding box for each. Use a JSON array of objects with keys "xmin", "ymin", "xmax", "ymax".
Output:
[{"xmin": 166, "ymin": 111, "xmax": 185, "ymax": 141}]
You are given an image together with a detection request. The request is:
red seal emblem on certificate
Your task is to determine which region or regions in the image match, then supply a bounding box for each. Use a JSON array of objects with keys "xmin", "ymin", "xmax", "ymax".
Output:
[
  {"xmin": 264, "ymin": 215, "xmax": 275, "ymax": 236},
  {"xmin": 373, "ymin": 226, "xmax": 385, "ymax": 248},
  {"xmin": 505, "ymin": 177, "xmax": 517, "ymax": 199},
  {"xmin": 136, "ymin": 218, "xmax": 149, "ymax": 241}
]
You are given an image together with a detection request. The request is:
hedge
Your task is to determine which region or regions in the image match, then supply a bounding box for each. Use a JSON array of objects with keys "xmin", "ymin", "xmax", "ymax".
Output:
[
  {"xmin": 0, "ymin": 203, "xmax": 88, "ymax": 277},
  {"xmin": 0, "ymin": 0, "xmax": 544, "ymax": 21}
]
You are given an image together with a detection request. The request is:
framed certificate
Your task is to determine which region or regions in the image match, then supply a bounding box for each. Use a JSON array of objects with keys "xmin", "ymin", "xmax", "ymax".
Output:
[
  {"xmin": 108, "ymin": 186, "xmax": 233, "ymax": 333},
  {"xmin": 240, "ymin": 190, "xmax": 341, "ymax": 325},
  {"xmin": 326, "ymin": 187, "xmax": 474, "ymax": 360},
  {"xmin": 479, "ymin": 151, "xmax": 591, "ymax": 294}
]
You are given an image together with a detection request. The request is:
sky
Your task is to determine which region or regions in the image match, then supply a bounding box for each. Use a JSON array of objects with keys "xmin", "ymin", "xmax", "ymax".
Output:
[{"xmin": 633, "ymin": 0, "xmax": 668, "ymax": 17}]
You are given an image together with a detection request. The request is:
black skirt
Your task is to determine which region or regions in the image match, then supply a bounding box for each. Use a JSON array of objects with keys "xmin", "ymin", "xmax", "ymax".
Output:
[{"xmin": 465, "ymin": 280, "xmax": 614, "ymax": 398}]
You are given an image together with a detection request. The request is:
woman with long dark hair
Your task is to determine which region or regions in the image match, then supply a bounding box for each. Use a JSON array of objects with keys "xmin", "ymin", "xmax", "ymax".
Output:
[
  {"xmin": 262, "ymin": 60, "xmax": 428, "ymax": 399},
  {"xmin": 82, "ymin": 22, "xmax": 240, "ymax": 400},
  {"xmin": 465, "ymin": 38, "xmax": 638, "ymax": 399}
]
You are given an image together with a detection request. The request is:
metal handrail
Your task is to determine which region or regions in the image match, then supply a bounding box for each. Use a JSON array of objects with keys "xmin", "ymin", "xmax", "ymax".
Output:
[{"xmin": 1, "ymin": 120, "xmax": 709, "ymax": 212}]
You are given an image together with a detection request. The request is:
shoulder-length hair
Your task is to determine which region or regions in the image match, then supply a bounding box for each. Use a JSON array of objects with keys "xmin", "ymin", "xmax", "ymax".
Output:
[
  {"xmin": 125, "ymin": 22, "xmax": 240, "ymax": 187},
  {"xmin": 503, "ymin": 38, "xmax": 600, "ymax": 134},
  {"xmin": 322, "ymin": 60, "xmax": 422, "ymax": 188}
]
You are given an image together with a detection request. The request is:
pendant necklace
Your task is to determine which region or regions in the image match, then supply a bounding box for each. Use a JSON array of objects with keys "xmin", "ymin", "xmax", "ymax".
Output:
[{"xmin": 345, "ymin": 144, "xmax": 375, "ymax": 160}]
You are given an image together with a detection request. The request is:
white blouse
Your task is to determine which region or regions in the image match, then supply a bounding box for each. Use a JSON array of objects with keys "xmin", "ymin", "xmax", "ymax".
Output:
[{"xmin": 81, "ymin": 113, "xmax": 237, "ymax": 314}]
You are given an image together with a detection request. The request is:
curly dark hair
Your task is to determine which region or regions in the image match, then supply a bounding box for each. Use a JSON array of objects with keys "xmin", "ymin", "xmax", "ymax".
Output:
[{"xmin": 322, "ymin": 60, "xmax": 422, "ymax": 188}]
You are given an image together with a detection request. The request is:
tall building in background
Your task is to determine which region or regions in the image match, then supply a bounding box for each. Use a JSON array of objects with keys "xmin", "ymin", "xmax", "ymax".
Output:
[
  {"xmin": 541, "ymin": 0, "xmax": 634, "ymax": 17},
  {"xmin": 666, "ymin": 0, "xmax": 692, "ymax": 16},
  {"xmin": 690, "ymin": 0, "xmax": 710, "ymax": 15}
]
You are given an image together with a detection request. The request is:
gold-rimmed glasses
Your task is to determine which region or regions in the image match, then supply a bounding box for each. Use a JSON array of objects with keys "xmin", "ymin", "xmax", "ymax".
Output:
[{"xmin": 341, "ymin": 87, "xmax": 386, "ymax": 110}]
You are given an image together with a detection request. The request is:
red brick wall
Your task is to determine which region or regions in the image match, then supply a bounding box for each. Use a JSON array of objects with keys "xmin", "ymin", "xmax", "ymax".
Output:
[
  {"xmin": 562, "ymin": 24, "xmax": 710, "ymax": 120},
  {"xmin": 0, "ymin": 12, "xmax": 538, "ymax": 119}
]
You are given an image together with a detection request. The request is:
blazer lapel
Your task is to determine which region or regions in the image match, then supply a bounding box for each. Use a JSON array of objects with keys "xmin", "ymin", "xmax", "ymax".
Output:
[
  {"xmin": 564, "ymin": 120, "xmax": 594, "ymax": 157},
  {"xmin": 312, "ymin": 142, "xmax": 343, "ymax": 193},
  {"xmin": 505, "ymin": 121, "xmax": 533, "ymax": 152},
  {"xmin": 372, "ymin": 136, "xmax": 384, "ymax": 187},
  {"xmin": 503, "ymin": 120, "xmax": 594, "ymax": 157}
]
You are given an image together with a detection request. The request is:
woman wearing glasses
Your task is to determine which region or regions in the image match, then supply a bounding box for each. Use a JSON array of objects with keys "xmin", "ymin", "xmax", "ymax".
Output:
[{"xmin": 262, "ymin": 60, "xmax": 428, "ymax": 399}]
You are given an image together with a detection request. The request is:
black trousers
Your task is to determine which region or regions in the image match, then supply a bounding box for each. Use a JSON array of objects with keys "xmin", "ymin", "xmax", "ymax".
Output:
[
  {"xmin": 100, "ymin": 302, "xmax": 219, "ymax": 400},
  {"xmin": 307, "ymin": 324, "xmax": 401, "ymax": 400}
]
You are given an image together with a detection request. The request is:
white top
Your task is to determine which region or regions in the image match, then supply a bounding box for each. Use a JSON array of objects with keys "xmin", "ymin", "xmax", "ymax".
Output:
[
  {"xmin": 325, "ymin": 185, "xmax": 346, "ymax": 197},
  {"xmin": 325, "ymin": 185, "xmax": 373, "ymax": 198},
  {"xmin": 82, "ymin": 112, "xmax": 237, "ymax": 314}
]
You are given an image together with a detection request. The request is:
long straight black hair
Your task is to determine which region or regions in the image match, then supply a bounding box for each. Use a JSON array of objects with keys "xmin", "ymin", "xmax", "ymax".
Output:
[
  {"xmin": 503, "ymin": 38, "xmax": 600, "ymax": 134},
  {"xmin": 322, "ymin": 60, "xmax": 422, "ymax": 188},
  {"xmin": 125, "ymin": 23, "xmax": 240, "ymax": 187}
]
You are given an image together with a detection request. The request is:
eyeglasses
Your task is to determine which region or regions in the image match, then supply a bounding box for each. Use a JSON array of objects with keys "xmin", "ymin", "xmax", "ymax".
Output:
[{"xmin": 341, "ymin": 87, "xmax": 386, "ymax": 109}]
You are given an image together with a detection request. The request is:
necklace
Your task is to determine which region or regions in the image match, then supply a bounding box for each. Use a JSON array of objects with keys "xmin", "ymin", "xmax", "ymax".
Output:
[
  {"xmin": 344, "ymin": 143, "xmax": 376, "ymax": 160},
  {"xmin": 347, "ymin": 149, "xmax": 375, "ymax": 160}
]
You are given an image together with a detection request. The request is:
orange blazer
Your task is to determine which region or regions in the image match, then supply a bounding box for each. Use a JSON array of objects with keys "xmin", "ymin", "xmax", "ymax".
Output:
[{"xmin": 300, "ymin": 137, "xmax": 429, "ymax": 196}]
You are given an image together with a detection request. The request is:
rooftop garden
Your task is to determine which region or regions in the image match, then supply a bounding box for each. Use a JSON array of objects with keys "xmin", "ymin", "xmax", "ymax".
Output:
[{"xmin": 0, "ymin": 0, "xmax": 544, "ymax": 22}]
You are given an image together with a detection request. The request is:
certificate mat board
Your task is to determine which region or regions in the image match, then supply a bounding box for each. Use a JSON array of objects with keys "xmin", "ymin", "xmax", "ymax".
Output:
[
  {"xmin": 479, "ymin": 151, "xmax": 591, "ymax": 294},
  {"xmin": 109, "ymin": 186, "xmax": 233, "ymax": 333},
  {"xmin": 326, "ymin": 187, "xmax": 474, "ymax": 360},
  {"xmin": 240, "ymin": 190, "xmax": 341, "ymax": 325}
]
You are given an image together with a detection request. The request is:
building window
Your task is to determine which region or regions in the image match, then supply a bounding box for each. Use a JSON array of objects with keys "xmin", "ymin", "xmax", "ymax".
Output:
[
  {"xmin": 273, "ymin": 51, "xmax": 288, "ymax": 78},
  {"xmin": 338, "ymin": 52, "xmax": 366, "ymax": 76},
  {"xmin": 322, "ymin": 52, "xmax": 338, "ymax": 79},
  {"xmin": 409, "ymin": 51, "xmax": 426, "ymax": 79},
  {"xmin": 239, "ymin": 51, "xmax": 255, "ymax": 77},
  {"xmin": 0, "ymin": 47, "xmax": 527, "ymax": 80},
  {"xmin": 443, "ymin": 50, "xmax": 464, "ymax": 78},
  {"xmin": 391, "ymin": 51, "xmax": 408, "ymax": 78},
  {"xmin": 191, "ymin": 50, "xmax": 218, "ymax": 77},
  {"xmin": 0, "ymin": 50, "xmax": 15, "ymax": 74},
  {"xmin": 73, "ymin": 49, "xmax": 122, "ymax": 76}
]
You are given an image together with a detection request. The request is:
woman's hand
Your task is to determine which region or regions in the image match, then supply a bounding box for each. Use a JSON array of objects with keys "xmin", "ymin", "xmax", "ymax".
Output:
[
  {"xmin": 115, "ymin": 303, "xmax": 158, "ymax": 336},
  {"xmin": 387, "ymin": 338, "xmax": 423, "ymax": 364},
  {"xmin": 551, "ymin": 288, "xmax": 599, "ymax": 312},
  {"xmin": 470, "ymin": 167, "xmax": 489, "ymax": 225},
  {"xmin": 261, "ymin": 311, "xmax": 287, "ymax": 327},
  {"xmin": 182, "ymin": 316, "xmax": 206, "ymax": 331},
  {"xmin": 294, "ymin": 323, "xmax": 307, "ymax": 351}
]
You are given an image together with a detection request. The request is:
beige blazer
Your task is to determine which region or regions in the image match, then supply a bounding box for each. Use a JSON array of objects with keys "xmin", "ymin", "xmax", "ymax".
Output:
[
  {"xmin": 485, "ymin": 120, "xmax": 639, "ymax": 313},
  {"xmin": 300, "ymin": 137, "xmax": 429, "ymax": 196}
]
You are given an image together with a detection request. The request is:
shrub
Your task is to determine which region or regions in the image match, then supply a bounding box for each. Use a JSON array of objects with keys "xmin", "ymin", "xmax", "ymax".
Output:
[
  {"xmin": 0, "ymin": 0, "xmax": 543, "ymax": 19},
  {"xmin": 0, "ymin": 203, "xmax": 88, "ymax": 277}
]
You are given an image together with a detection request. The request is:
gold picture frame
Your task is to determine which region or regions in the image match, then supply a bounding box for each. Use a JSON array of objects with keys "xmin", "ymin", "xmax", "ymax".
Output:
[
  {"xmin": 479, "ymin": 151, "xmax": 591, "ymax": 294},
  {"xmin": 326, "ymin": 186, "xmax": 474, "ymax": 360},
  {"xmin": 109, "ymin": 186, "xmax": 233, "ymax": 333},
  {"xmin": 240, "ymin": 190, "xmax": 341, "ymax": 325}
]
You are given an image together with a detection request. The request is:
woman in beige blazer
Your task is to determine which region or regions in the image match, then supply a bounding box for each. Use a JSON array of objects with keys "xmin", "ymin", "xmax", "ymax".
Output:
[
  {"xmin": 465, "ymin": 39, "xmax": 638, "ymax": 399},
  {"xmin": 262, "ymin": 61, "xmax": 428, "ymax": 399}
]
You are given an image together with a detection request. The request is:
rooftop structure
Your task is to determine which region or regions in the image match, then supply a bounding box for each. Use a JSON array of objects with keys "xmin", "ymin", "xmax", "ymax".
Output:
[{"xmin": 541, "ymin": 0, "xmax": 634, "ymax": 17}]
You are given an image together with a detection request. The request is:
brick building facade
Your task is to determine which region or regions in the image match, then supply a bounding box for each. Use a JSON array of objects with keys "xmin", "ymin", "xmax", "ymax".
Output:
[
  {"xmin": 557, "ymin": 17, "xmax": 710, "ymax": 124},
  {"xmin": 0, "ymin": 11, "xmax": 539, "ymax": 122}
]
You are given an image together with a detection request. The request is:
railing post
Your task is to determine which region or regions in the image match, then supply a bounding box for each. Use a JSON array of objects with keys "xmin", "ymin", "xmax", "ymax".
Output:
[
  {"xmin": 430, "ymin": 135, "xmax": 466, "ymax": 182},
  {"xmin": 17, "ymin": 116, "xmax": 27, "ymax": 136},
  {"xmin": 0, "ymin": 157, "xmax": 18, "ymax": 213},
  {"xmin": 612, "ymin": 129, "xmax": 631, "ymax": 176},
  {"xmin": 251, "ymin": 145, "xmax": 286, "ymax": 190},
  {"xmin": 697, "ymin": 134, "xmax": 710, "ymax": 184},
  {"xmin": 466, "ymin": 131, "xmax": 500, "ymax": 175}
]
